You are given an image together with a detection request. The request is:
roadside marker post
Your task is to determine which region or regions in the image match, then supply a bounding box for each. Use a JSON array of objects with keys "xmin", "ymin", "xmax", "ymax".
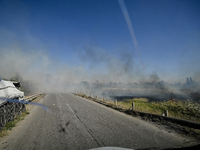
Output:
[
  {"xmin": 115, "ymin": 99, "xmax": 117, "ymax": 106},
  {"xmin": 132, "ymin": 102, "xmax": 134, "ymax": 111},
  {"xmin": 164, "ymin": 110, "xmax": 168, "ymax": 117}
]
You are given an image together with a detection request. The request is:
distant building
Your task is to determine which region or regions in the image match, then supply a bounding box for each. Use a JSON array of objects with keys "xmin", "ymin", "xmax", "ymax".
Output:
[
  {"xmin": 186, "ymin": 77, "xmax": 189, "ymax": 84},
  {"xmin": 190, "ymin": 77, "xmax": 193, "ymax": 83},
  {"xmin": 184, "ymin": 77, "xmax": 194, "ymax": 87}
]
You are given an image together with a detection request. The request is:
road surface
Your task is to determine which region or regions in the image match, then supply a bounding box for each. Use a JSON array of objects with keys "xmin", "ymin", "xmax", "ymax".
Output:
[{"xmin": 0, "ymin": 93, "xmax": 194, "ymax": 149}]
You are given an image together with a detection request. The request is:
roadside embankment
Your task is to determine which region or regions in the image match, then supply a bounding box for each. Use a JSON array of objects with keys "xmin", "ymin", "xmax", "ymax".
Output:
[
  {"xmin": 74, "ymin": 93, "xmax": 200, "ymax": 141},
  {"xmin": 0, "ymin": 93, "xmax": 44, "ymax": 137}
]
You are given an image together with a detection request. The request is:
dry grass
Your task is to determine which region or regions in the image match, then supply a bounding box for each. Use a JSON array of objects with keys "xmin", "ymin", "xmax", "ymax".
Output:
[
  {"xmin": 118, "ymin": 98, "xmax": 200, "ymax": 123},
  {"xmin": 75, "ymin": 93, "xmax": 200, "ymax": 123}
]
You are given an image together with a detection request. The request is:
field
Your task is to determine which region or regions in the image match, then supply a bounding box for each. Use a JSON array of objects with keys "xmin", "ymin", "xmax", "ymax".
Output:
[
  {"xmin": 76, "ymin": 93, "xmax": 200, "ymax": 123},
  {"xmin": 117, "ymin": 98, "xmax": 200, "ymax": 123}
]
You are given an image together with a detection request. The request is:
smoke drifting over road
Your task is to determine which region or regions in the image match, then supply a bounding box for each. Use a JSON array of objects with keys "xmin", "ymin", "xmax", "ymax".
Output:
[
  {"xmin": 0, "ymin": 0, "xmax": 199, "ymax": 101},
  {"xmin": 0, "ymin": 42, "xmax": 137, "ymax": 95},
  {"xmin": 1, "ymin": 42, "xmax": 200, "ymax": 102}
]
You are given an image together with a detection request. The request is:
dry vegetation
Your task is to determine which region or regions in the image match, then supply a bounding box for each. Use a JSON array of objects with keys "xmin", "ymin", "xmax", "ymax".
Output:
[
  {"xmin": 118, "ymin": 98, "xmax": 200, "ymax": 123},
  {"xmin": 75, "ymin": 93, "xmax": 200, "ymax": 123}
]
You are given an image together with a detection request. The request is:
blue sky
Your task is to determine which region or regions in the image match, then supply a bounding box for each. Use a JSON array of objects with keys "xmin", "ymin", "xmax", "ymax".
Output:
[{"xmin": 0, "ymin": 0, "xmax": 200, "ymax": 83}]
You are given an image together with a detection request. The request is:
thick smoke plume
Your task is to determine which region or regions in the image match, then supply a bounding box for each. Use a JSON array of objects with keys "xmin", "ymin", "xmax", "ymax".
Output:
[
  {"xmin": 0, "ymin": 45, "xmax": 88, "ymax": 95},
  {"xmin": 1, "ymin": 43, "xmax": 200, "ymax": 102},
  {"xmin": 0, "ymin": 0, "xmax": 199, "ymax": 101}
]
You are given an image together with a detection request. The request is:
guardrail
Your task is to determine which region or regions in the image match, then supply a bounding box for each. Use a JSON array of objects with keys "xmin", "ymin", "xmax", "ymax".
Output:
[{"xmin": 24, "ymin": 92, "xmax": 43, "ymax": 102}]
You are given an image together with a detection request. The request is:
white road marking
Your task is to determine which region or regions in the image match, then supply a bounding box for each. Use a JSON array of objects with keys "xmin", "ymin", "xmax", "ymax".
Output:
[
  {"xmin": 59, "ymin": 93, "xmax": 75, "ymax": 115},
  {"xmin": 66, "ymin": 103, "xmax": 74, "ymax": 114},
  {"xmin": 59, "ymin": 94, "xmax": 62, "ymax": 98}
]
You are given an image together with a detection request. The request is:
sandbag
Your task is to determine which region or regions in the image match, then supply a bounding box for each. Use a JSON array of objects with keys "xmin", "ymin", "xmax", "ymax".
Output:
[{"xmin": 0, "ymin": 80, "xmax": 24, "ymax": 100}]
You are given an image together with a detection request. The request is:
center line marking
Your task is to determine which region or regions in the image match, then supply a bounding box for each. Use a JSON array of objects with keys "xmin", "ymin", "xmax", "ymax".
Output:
[{"xmin": 66, "ymin": 103, "xmax": 74, "ymax": 113}]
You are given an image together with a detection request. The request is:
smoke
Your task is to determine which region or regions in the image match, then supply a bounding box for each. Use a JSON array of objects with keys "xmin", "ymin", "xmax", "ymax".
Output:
[
  {"xmin": 0, "ymin": 0, "xmax": 199, "ymax": 102},
  {"xmin": 79, "ymin": 45, "xmax": 139, "ymax": 83},
  {"xmin": 1, "ymin": 35, "xmax": 199, "ymax": 102},
  {"xmin": 0, "ymin": 48, "xmax": 46, "ymax": 94},
  {"xmin": 0, "ymin": 49, "xmax": 88, "ymax": 95},
  {"xmin": 0, "ymin": 33, "xmax": 90, "ymax": 95},
  {"xmin": 1, "ymin": 37, "xmax": 198, "ymax": 102}
]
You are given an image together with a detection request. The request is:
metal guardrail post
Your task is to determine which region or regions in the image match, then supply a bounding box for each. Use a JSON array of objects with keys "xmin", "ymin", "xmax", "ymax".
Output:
[{"xmin": 103, "ymin": 97, "xmax": 105, "ymax": 101}]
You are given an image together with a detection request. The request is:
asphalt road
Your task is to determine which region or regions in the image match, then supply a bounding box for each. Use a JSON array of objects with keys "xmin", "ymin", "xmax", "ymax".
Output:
[{"xmin": 0, "ymin": 93, "xmax": 194, "ymax": 150}]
